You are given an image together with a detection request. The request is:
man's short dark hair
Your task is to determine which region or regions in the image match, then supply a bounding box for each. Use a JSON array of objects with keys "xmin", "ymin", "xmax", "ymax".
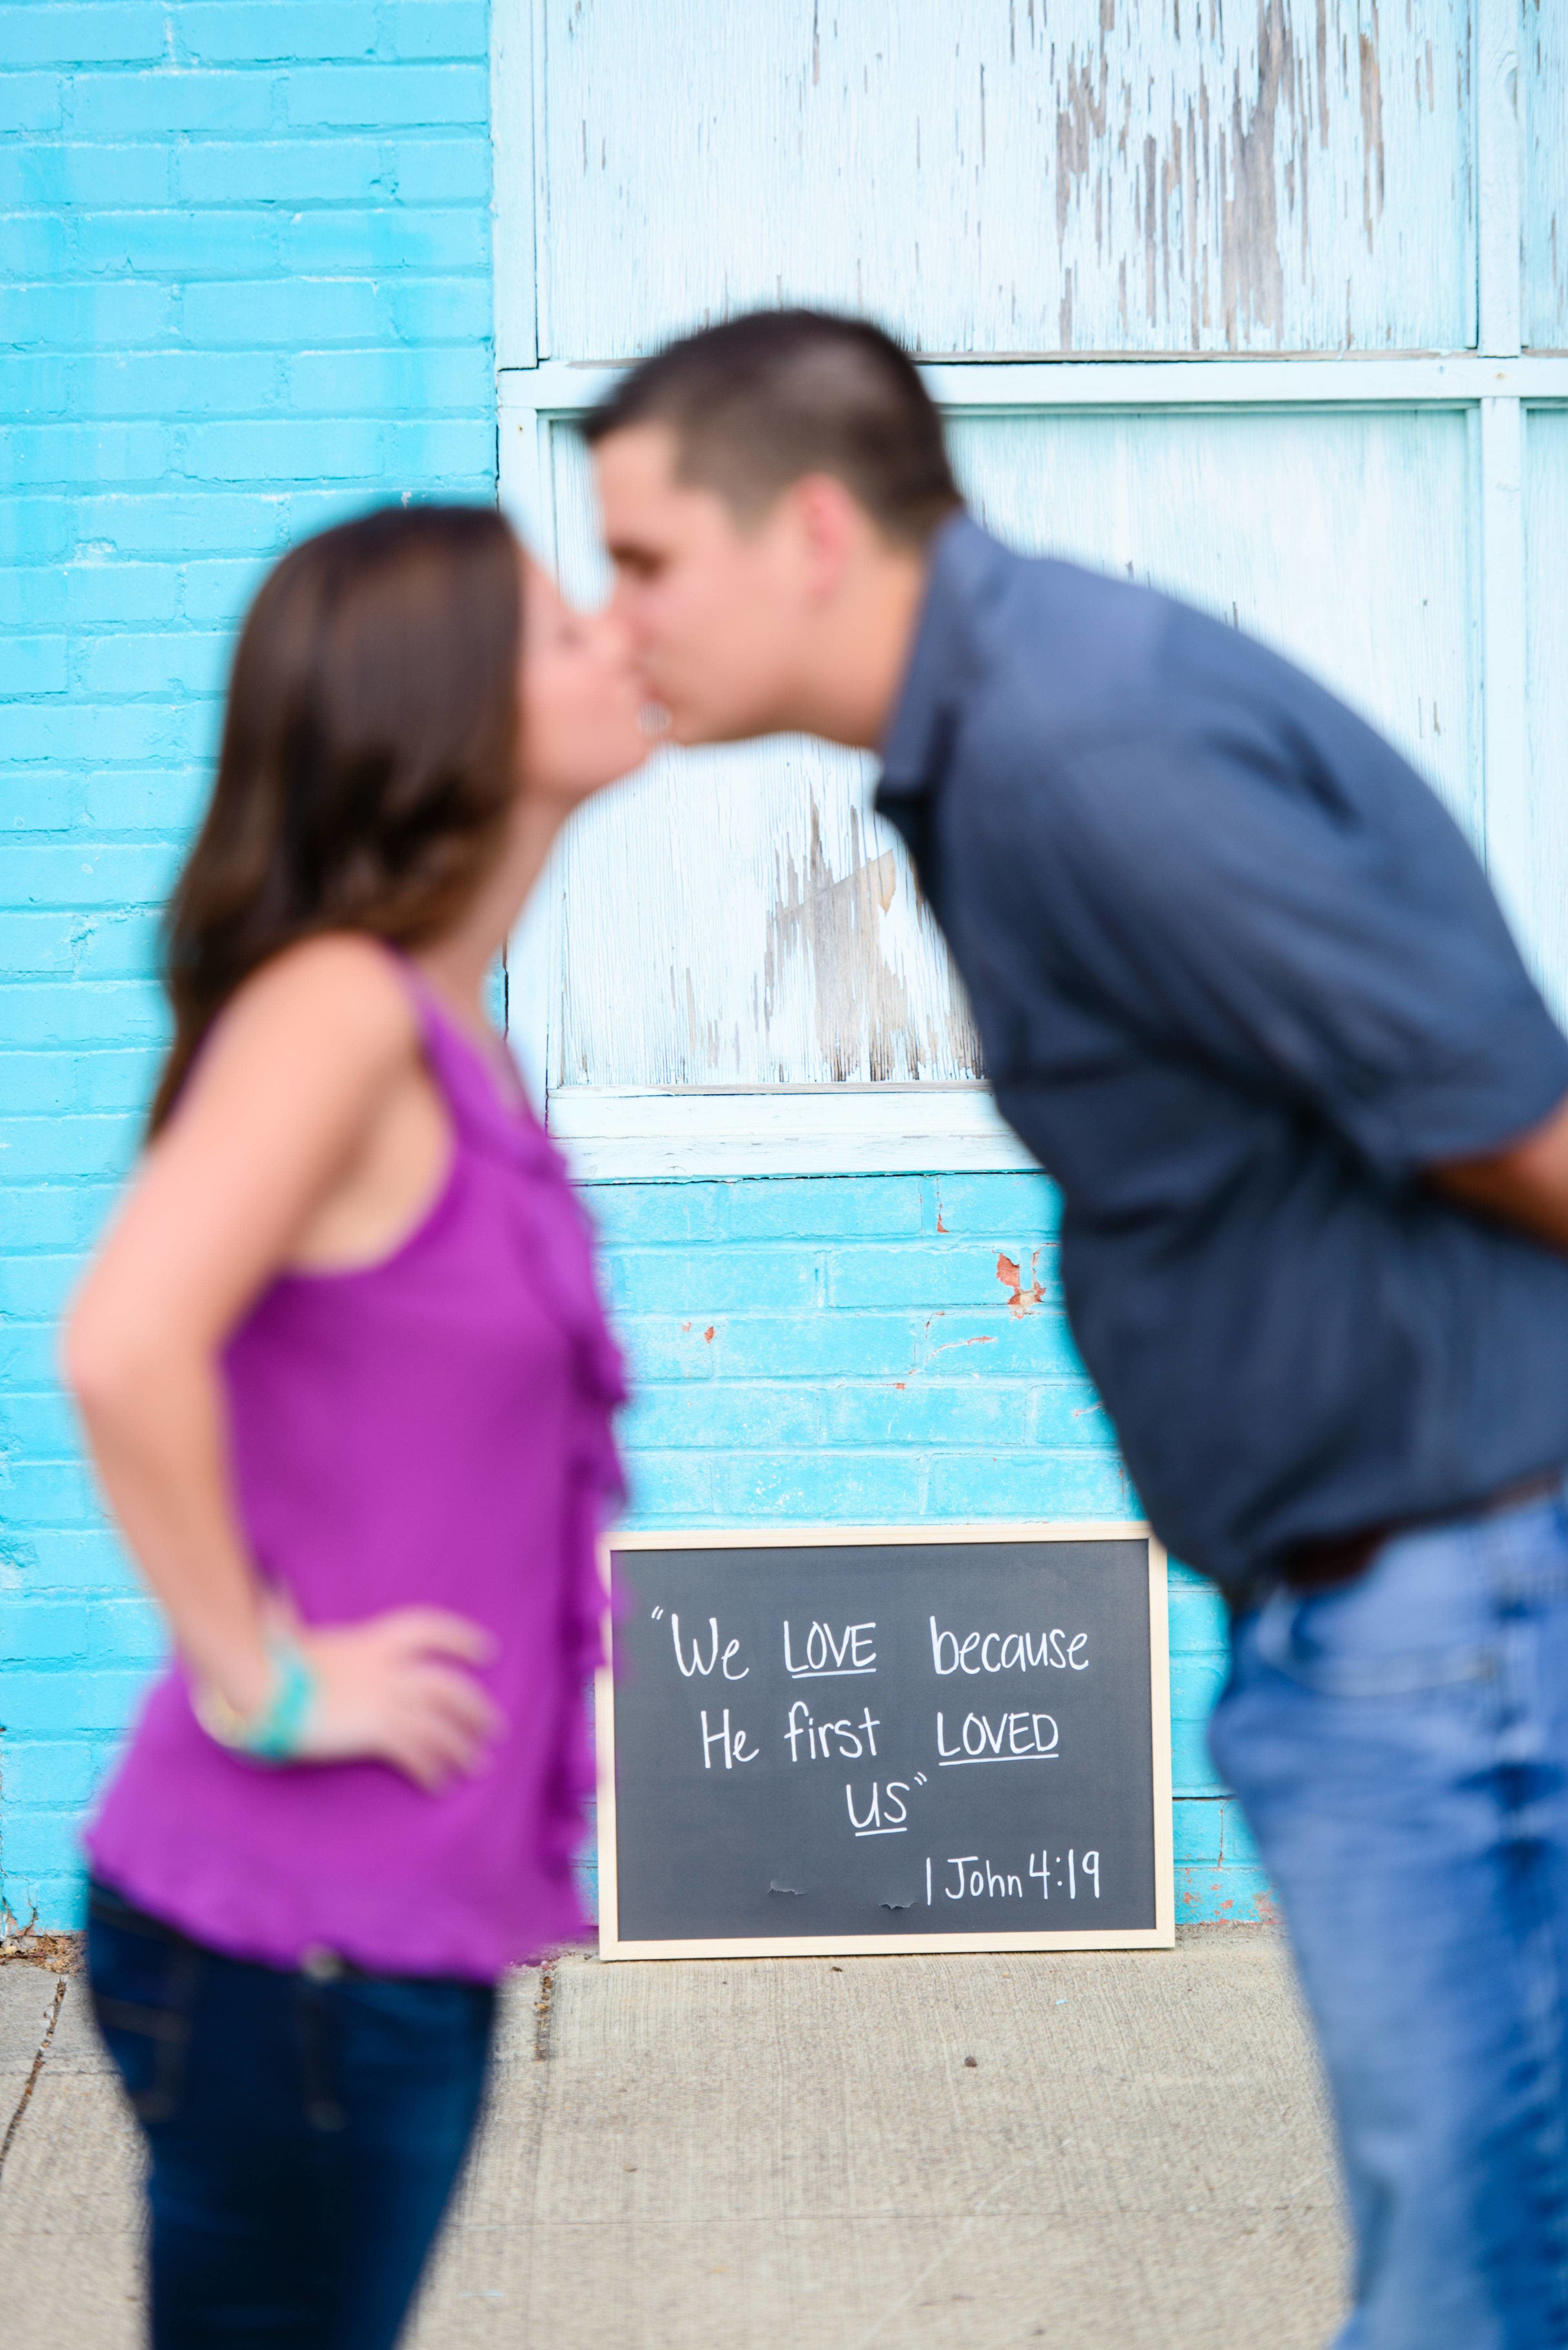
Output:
[{"xmin": 581, "ymin": 309, "xmax": 962, "ymax": 549}]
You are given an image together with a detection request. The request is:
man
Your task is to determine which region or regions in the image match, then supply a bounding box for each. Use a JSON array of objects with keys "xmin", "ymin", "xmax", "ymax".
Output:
[{"xmin": 585, "ymin": 308, "xmax": 1568, "ymax": 2349}]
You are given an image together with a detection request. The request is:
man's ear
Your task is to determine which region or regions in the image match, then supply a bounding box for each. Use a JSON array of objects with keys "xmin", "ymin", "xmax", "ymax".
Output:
[{"xmin": 790, "ymin": 474, "xmax": 862, "ymax": 603}]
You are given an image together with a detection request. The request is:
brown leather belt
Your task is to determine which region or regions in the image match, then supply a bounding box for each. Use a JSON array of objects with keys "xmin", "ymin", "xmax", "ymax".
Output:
[{"xmin": 1282, "ymin": 1465, "xmax": 1567, "ymax": 1594}]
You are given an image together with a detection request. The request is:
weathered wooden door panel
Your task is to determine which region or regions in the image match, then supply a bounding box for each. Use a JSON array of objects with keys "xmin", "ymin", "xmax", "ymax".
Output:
[
  {"xmin": 554, "ymin": 740, "xmax": 980, "ymax": 1088},
  {"xmin": 951, "ymin": 407, "xmax": 1478, "ymax": 838},
  {"xmin": 536, "ymin": 0, "xmax": 1475, "ymax": 361},
  {"xmin": 547, "ymin": 426, "xmax": 980, "ymax": 1088},
  {"xmin": 1524, "ymin": 408, "xmax": 1568, "ymax": 1015},
  {"xmin": 1524, "ymin": 0, "xmax": 1568, "ymax": 350},
  {"xmin": 546, "ymin": 406, "xmax": 1474, "ymax": 1090}
]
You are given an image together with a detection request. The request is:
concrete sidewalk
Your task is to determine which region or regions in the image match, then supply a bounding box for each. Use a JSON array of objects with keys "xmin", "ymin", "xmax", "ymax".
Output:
[{"xmin": 0, "ymin": 1927, "xmax": 1345, "ymax": 2349}]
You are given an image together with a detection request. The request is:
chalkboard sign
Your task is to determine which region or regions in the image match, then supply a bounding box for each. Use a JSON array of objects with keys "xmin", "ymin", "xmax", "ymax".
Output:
[{"xmin": 595, "ymin": 1524, "xmax": 1173, "ymax": 1959}]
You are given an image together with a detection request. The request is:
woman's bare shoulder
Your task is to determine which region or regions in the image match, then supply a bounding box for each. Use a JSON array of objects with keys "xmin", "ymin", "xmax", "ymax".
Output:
[
  {"xmin": 226, "ymin": 934, "xmax": 416, "ymax": 1042},
  {"xmin": 198, "ymin": 934, "xmax": 422, "ymax": 1100}
]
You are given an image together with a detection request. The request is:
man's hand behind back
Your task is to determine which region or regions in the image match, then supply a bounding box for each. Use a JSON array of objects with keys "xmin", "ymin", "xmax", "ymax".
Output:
[{"xmin": 1433, "ymin": 1093, "xmax": 1568, "ymax": 1252}]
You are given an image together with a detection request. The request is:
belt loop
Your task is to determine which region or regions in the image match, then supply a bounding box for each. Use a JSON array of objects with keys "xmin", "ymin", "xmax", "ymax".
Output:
[{"xmin": 294, "ymin": 1970, "xmax": 347, "ymax": 2132}]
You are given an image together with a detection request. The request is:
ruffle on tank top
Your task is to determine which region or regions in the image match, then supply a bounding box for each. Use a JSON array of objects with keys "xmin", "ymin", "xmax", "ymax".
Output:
[{"xmin": 405, "ymin": 977, "xmax": 628, "ymax": 1917}]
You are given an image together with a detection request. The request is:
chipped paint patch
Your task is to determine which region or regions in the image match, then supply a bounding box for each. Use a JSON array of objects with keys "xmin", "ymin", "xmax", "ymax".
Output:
[
  {"xmin": 996, "ymin": 1249, "xmax": 1047, "ymax": 1316},
  {"xmin": 763, "ymin": 802, "xmax": 979, "ymax": 1084}
]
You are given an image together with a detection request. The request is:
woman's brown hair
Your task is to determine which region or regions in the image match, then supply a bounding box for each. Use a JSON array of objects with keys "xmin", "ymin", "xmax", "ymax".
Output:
[{"xmin": 149, "ymin": 503, "xmax": 521, "ymax": 1135}]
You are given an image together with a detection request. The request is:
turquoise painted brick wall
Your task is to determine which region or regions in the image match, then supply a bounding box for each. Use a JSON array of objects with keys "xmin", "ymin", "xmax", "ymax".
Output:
[
  {"xmin": 0, "ymin": 2, "xmax": 1261, "ymax": 1938},
  {"xmin": 589, "ymin": 1172, "xmax": 1266, "ymax": 1928},
  {"xmin": 0, "ymin": 0, "xmax": 496, "ymax": 1931}
]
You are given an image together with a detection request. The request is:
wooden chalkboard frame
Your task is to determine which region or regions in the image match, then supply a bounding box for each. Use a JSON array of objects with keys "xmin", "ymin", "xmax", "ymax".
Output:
[{"xmin": 595, "ymin": 1521, "xmax": 1174, "ymax": 1961}]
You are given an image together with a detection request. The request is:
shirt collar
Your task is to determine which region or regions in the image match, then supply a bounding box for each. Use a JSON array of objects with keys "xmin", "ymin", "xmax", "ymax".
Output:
[{"xmin": 878, "ymin": 511, "xmax": 1007, "ymax": 803}]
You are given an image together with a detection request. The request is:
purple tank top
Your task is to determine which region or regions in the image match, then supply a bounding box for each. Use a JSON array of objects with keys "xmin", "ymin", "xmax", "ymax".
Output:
[{"xmin": 86, "ymin": 964, "xmax": 626, "ymax": 1981}]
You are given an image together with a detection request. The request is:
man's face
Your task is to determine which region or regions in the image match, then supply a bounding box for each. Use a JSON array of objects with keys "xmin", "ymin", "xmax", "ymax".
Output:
[{"xmin": 593, "ymin": 424, "xmax": 804, "ymax": 744}]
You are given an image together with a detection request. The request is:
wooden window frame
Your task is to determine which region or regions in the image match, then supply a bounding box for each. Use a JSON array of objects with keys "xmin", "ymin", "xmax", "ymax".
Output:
[{"xmin": 494, "ymin": 0, "xmax": 1566, "ymax": 1182}]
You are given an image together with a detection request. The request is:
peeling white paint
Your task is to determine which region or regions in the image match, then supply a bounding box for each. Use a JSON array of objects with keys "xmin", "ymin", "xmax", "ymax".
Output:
[
  {"xmin": 763, "ymin": 804, "xmax": 978, "ymax": 1082},
  {"xmin": 1523, "ymin": 410, "xmax": 1568, "ymax": 1016},
  {"xmin": 533, "ymin": 0, "xmax": 1474, "ymax": 358},
  {"xmin": 1525, "ymin": 0, "xmax": 1568, "ymax": 349},
  {"xmin": 546, "ymin": 424, "xmax": 982, "ymax": 1087},
  {"xmin": 555, "ymin": 722, "xmax": 983, "ymax": 1087}
]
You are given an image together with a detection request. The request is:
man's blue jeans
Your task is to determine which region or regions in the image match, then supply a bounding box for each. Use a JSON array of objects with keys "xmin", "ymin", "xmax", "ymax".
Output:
[
  {"xmin": 1211, "ymin": 1480, "xmax": 1568, "ymax": 2349},
  {"xmin": 86, "ymin": 1881, "xmax": 495, "ymax": 2350}
]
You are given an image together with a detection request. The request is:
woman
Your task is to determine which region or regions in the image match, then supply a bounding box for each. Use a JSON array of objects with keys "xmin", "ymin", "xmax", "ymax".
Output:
[{"xmin": 65, "ymin": 504, "xmax": 648, "ymax": 2348}]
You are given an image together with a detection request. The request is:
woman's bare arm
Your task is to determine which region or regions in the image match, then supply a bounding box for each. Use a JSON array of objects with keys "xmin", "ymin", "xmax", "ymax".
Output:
[{"xmin": 65, "ymin": 937, "xmax": 499, "ymax": 1784}]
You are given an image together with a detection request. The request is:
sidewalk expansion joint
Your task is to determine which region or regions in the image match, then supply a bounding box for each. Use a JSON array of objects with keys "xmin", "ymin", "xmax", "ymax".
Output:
[{"xmin": 0, "ymin": 1977, "xmax": 67, "ymax": 2187}]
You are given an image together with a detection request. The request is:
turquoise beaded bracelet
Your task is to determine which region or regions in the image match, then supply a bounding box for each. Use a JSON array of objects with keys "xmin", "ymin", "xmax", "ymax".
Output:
[{"xmin": 194, "ymin": 1637, "xmax": 318, "ymax": 1764}]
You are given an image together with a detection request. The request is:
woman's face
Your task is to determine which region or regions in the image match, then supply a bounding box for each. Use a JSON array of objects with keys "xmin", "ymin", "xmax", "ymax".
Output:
[{"xmin": 519, "ymin": 557, "xmax": 652, "ymax": 809}]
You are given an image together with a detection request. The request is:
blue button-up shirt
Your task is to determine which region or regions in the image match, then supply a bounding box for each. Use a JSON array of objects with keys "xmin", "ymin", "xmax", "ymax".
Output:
[{"xmin": 876, "ymin": 516, "xmax": 1568, "ymax": 1599}]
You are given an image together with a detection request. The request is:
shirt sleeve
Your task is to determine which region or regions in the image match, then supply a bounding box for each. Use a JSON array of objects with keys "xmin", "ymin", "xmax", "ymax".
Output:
[{"xmin": 1009, "ymin": 724, "xmax": 1568, "ymax": 1179}]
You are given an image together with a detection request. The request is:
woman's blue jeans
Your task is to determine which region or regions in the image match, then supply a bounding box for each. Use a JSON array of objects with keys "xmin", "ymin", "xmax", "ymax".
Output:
[
  {"xmin": 86, "ymin": 1881, "xmax": 495, "ymax": 2350},
  {"xmin": 1211, "ymin": 1480, "xmax": 1568, "ymax": 2350}
]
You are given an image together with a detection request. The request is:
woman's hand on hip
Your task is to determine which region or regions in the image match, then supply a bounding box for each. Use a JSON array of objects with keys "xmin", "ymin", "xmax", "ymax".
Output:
[{"xmin": 294, "ymin": 1609, "xmax": 504, "ymax": 1790}]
